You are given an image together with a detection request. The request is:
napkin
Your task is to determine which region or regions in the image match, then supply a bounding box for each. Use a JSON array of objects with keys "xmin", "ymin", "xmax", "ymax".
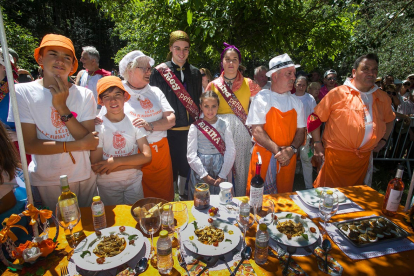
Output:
[
  {"xmin": 290, "ymin": 195, "xmax": 364, "ymax": 219},
  {"xmin": 323, "ymin": 215, "xmax": 414, "ymax": 260},
  {"xmin": 314, "ymin": 246, "xmax": 343, "ymax": 276},
  {"xmin": 268, "ymin": 246, "xmax": 308, "ymax": 276}
]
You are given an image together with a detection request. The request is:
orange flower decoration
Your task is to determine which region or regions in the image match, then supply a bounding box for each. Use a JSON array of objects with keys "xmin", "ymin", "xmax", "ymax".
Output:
[
  {"xmin": 11, "ymin": 240, "xmax": 32, "ymax": 259},
  {"xmin": 38, "ymin": 238, "xmax": 57, "ymax": 257}
]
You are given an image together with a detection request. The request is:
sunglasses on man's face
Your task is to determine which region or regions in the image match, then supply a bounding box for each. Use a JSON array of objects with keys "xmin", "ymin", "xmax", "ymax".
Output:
[
  {"xmin": 327, "ymin": 77, "xmax": 337, "ymax": 81},
  {"xmin": 404, "ymin": 83, "xmax": 410, "ymax": 86},
  {"xmin": 387, "ymin": 91, "xmax": 397, "ymax": 96}
]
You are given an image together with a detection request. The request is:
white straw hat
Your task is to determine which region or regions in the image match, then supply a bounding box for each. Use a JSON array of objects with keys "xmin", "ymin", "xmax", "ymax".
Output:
[
  {"xmin": 266, "ymin": 53, "xmax": 300, "ymax": 77},
  {"xmin": 119, "ymin": 50, "xmax": 155, "ymax": 77}
]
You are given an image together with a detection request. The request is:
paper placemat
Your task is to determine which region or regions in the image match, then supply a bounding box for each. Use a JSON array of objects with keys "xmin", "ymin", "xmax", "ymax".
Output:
[
  {"xmin": 68, "ymin": 237, "xmax": 150, "ymax": 276},
  {"xmin": 324, "ymin": 215, "xmax": 414, "ymax": 260},
  {"xmin": 290, "ymin": 195, "xmax": 364, "ymax": 219}
]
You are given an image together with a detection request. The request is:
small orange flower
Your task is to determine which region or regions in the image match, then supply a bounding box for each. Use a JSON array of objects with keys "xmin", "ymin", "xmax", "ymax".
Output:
[
  {"xmin": 12, "ymin": 240, "xmax": 32, "ymax": 259},
  {"xmin": 38, "ymin": 238, "xmax": 57, "ymax": 257}
]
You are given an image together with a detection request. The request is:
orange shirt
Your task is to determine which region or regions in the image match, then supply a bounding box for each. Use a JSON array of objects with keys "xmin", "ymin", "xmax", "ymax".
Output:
[{"xmin": 314, "ymin": 83, "xmax": 395, "ymax": 154}]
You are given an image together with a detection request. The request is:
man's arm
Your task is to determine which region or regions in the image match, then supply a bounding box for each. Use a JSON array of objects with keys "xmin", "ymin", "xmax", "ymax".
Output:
[
  {"xmin": 310, "ymin": 125, "xmax": 324, "ymax": 163},
  {"xmin": 22, "ymin": 123, "xmax": 99, "ymax": 155},
  {"xmin": 75, "ymin": 70, "xmax": 84, "ymax": 85},
  {"xmin": 275, "ymin": 127, "xmax": 306, "ymax": 166},
  {"xmin": 373, "ymin": 121, "xmax": 394, "ymax": 152},
  {"xmin": 251, "ymin": 124, "xmax": 280, "ymax": 155}
]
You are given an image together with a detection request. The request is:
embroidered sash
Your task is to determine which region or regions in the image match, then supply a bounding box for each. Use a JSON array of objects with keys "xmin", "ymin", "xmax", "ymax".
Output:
[
  {"xmin": 156, "ymin": 63, "xmax": 199, "ymax": 120},
  {"xmin": 213, "ymin": 78, "xmax": 251, "ymax": 135},
  {"xmin": 194, "ymin": 119, "xmax": 226, "ymax": 155}
]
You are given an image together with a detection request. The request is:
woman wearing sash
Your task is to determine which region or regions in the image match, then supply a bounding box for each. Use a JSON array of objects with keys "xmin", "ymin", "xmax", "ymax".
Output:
[
  {"xmin": 98, "ymin": 51, "xmax": 176, "ymax": 201},
  {"xmin": 187, "ymin": 91, "xmax": 236, "ymax": 199},
  {"xmin": 206, "ymin": 43, "xmax": 261, "ymax": 196}
]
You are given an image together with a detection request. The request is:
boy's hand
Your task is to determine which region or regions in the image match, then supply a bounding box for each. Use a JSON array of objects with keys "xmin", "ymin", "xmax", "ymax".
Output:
[
  {"xmin": 132, "ymin": 117, "xmax": 150, "ymax": 130},
  {"xmin": 213, "ymin": 177, "xmax": 225, "ymax": 187},
  {"xmin": 49, "ymin": 75, "xmax": 70, "ymax": 114},
  {"xmin": 94, "ymin": 116, "xmax": 103, "ymax": 125},
  {"xmin": 81, "ymin": 131, "xmax": 99, "ymax": 150},
  {"xmin": 92, "ymin": 157, "xmax": 118, "ymax": 175}
]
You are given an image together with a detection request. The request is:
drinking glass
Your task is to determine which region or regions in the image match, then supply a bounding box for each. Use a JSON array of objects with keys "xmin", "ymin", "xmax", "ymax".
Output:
[
  {"xmin": 318, "ymin": 191, "xmax": 339, "ymax": 235},
  {"xmin": 139, "ymin": 203, "xmax": 161, "ymax": 259},
  {"xmin": 171, "ymin": 202, "xmax": 188, "ymax": 251},
  {"xmin": 253, "ymin": 198, "xmax": 274, "ymax": 226},
  {"xmin": 237, "ymin": 202, "xmax": 255, "ymax": 251},
  {"xmin": 55, "ymin": 203, "xmax": 81, "ymax": 248}
]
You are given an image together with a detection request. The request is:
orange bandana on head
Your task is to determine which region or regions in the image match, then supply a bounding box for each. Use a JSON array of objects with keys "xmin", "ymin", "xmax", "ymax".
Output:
[
  {"xmin": 34, "ymin": 34, "xmax": 78, "ymax": 76},
  {"xmin": 96, "ymin": 76, "xmax": 131, "ymax": 105}
]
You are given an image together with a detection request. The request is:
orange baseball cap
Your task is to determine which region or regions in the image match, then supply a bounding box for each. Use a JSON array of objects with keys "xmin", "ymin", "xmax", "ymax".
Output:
[
  {"xmin": 96, "ymin": 76, "xmax": 131, "ymax": 105},
  {"xmin": 34, "ymin": 34, "xmax": 78, "ymax": 76}
]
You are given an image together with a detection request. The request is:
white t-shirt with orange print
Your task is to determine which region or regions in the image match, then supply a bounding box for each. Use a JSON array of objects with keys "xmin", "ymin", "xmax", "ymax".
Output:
[
  {"xmin": 7, "ymin": 81, "xmax": 97, "ymax": 185},
  {"xmin": 98, "ymin": 83, "xmax": 174, "ymax": 144}
]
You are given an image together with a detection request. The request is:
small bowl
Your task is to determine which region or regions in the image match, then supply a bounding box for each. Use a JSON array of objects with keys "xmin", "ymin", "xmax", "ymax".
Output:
[{"xmin": 130, "ymin": 197, "xmax": 169, "ymax": 223}]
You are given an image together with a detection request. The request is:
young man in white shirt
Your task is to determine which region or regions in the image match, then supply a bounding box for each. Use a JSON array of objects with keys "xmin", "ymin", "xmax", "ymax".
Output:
[{"xmin": 8, "ymin": 34, "xmax": 99, "ymax": 210}]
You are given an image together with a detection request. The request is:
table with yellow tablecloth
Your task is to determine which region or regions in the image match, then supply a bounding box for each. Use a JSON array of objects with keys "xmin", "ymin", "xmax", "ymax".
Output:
[{"xmin": 2, "ymin": 185, "xmax": 414, "ymax": 276}]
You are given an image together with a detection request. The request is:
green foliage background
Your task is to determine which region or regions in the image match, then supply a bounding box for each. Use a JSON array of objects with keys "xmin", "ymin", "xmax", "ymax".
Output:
[{"xmin": 1, "ymin": 0, "xmax": 413, "ymax": 78}]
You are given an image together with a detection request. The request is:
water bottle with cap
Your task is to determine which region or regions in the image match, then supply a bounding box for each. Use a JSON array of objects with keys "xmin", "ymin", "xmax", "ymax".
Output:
[
  {"xmin": 91, "ymin": 196, "xmax": 107, "ymax": 231},
  {"xmin": 161, "ymin": 204, "xmax": 174, "ymax": 241},
  {"xmin": 254, "ymin": 223, "xmax": 269, "ymax": 265},
  {"xmin": 157, "ymin": 230, "xmax": 173, "ymax": 274}
]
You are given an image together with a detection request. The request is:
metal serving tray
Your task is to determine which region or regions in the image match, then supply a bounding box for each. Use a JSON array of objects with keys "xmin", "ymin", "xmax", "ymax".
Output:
[{"xmin": 333, "ymin": 216, "xmax": 411, "ymax": 248}]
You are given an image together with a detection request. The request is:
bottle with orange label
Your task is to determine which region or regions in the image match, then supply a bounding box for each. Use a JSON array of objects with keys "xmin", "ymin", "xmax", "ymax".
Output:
[{"xmin": 382, "ymin": 165, "xmax": 405, "ymax": 217}]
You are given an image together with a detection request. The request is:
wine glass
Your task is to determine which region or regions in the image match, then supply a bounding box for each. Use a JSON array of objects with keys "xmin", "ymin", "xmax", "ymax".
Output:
[
  {"xmin": 139, "ymin": 203, "xmax": 161, "ymax": 260},
  {"xmin": 253, "ymin": 198, "xmax": 274, "ymax": 226},
  {"xmin": 318, "ymin": 190, "xmax": 339, "ymax": 235},
  {"xmin": 171, "ymin": 202, "xmax": 188, "ymax": 251},
  {"xmin": 55, "ymin": 203, "xmax": 81, "ymax": 248},
  {"xmin": 237, "ymin": 200, "xmax": 255, "ymax": 251}
]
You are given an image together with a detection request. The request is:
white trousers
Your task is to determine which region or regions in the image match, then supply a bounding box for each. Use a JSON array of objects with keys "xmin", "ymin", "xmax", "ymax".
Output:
[
  {"xmin": 37, "ymin": 170, "xmax": 98, "ymax": 210},
  {"xmin": 97, "ymin": 170, "xmax": 144, "ymax": 206},
  {"xmin": 300, "ymin": 140, "xmax": 314, "ymax": 189}
]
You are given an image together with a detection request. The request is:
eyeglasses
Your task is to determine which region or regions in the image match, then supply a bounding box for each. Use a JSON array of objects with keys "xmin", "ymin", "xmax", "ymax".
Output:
[
  {"xmin": 387, "ymin": 91, "xmax": 397, "ymax": 96},
  {"xmin": 327, "ymin": 77, "xmax": 337, "ymax": 81},
  {"xmin": 201, "ymin": 73, "xmax": 206, "ymax": 77},
  {"xmin": 137, "ymin": 67, "xmax": 153, "ymax": 73},
  {"xmin": 403, "ymin": 83, "xmax": 410, "ymax": 86}
]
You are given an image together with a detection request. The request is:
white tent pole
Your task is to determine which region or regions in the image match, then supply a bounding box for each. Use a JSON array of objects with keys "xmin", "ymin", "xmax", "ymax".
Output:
[{"xmin": 0, "ymin": 7, "xmax": 38, "ymax": 236}]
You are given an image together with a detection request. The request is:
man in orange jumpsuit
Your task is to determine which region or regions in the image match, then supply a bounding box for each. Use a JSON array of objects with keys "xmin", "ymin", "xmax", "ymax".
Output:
[
  {"xmin": 246, "ymin": 54, "xmax": 306, "ymax": 194},
  {"xmin": 309, "ymin": 53, "xmax": 395, "ymax": 188}
]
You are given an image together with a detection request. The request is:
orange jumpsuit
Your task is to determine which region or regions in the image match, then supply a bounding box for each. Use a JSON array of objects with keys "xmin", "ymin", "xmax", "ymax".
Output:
[{"xmin": 312, "ymin": 83, "xmax": 395, "ymax": 188}]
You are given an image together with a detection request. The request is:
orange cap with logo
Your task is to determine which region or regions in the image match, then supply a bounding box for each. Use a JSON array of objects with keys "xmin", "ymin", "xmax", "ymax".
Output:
[
  {"xmin": 96, "ymin": 76, "xmax": 131, "ymax": 105},
  {"xmin": 34, "ymin": 34, "xmax": 78, "ymax": 76}
]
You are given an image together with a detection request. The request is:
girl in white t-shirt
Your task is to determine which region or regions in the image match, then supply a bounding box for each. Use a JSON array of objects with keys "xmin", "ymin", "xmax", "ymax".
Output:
[
  {"xmin": 187, "ymin": 91, "xmax": 236, "ymax": 199},
  {"xmin": 91, "ymin": 76, "xmax": 152, "ymax": 205}
]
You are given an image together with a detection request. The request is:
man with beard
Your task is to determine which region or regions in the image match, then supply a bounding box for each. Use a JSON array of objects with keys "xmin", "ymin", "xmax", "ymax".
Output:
[
  {"xmin": 150, "ymin": 30, "xmax": 202, "ymax": 200},
  {"xmin": 309, "ymin": 53, "xmax": 395, "ymax": 188},
  {"xmin": 246, "ymin": 53, "xmax": 306, "ymax": 194}
]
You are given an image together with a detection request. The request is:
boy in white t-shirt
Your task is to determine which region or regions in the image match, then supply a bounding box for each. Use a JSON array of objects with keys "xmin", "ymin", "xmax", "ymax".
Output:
[
  {"xmin": 7, "ymin": 34, "xmax": 99, "ymax": 210},
  {"xmin": 293, "ymin": 76, "xmax": 317, "ymax": 189},
  {"xmin": 91, "ymin": 76, "xmax": 152, "ymax": 205}
]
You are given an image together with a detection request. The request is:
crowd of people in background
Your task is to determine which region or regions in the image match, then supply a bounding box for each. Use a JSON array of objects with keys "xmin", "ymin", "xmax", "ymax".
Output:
[{"xmin": 1, "ymin": 30, "xmax": 413, "ymax": 217}]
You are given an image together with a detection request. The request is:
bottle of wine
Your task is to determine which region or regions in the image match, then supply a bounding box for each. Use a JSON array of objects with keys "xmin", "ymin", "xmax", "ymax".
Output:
[
  {"xmin": 250, "ymin": 152, "xmax": 264, "ymax": 209},
  {"xmin": 382, "ymin": 165, "xmax": 405, "ymax": 217}
]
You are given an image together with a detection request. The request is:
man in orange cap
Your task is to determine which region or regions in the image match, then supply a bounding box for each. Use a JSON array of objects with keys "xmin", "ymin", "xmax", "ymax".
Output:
[
  {"xmin": 8, "ymin": 34, "xmax": 99, "ymax": 210},
  {"xmin": 150, "ymin": 30, "xmax": 202, "ymax": 200},
  {"xmin": 90, "ymin": 76, "xmax": 151, "ymax": 205}
]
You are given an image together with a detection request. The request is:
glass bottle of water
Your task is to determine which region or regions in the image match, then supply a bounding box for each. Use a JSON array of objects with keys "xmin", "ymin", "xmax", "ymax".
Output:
[
  {"xmin": 254, "ymin": 223, "xmax": 269, "ymax": 265},
  {"xmin": 91, "ymin": 196, "xmax": 106, "ymax": 231},
  {"xmin": 157, "ymin": 230, "xmax": 173, "ymax": 274},
  {"xmin": 161, "ymin": 204, "xmax": 174, "ymax": 241}
]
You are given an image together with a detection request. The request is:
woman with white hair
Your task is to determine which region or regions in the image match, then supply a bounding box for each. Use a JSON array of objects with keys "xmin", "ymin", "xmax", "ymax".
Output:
[{"xmin": 98, "ymin": 51, "xmax": 176, "ymax": 201}]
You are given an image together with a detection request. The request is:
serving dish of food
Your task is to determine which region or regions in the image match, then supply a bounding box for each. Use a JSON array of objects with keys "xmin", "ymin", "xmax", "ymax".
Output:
[
  {"xmin": 296, "ymin": 188, "xmax": 351, "ymax": 208},
  {"xmin": 181, "ymin": 219, "xmax": 241, "ymax": 256},
  {"xmin": 72, "ymin": 226, "xmax": 144, "ymax": 271},
  {"xmin": 333, "ymin": 216, "xmax": 411, "ymax": 247},
  {"xmin": 267, "ymin": 212, "xmax": 321, "ymax": 247}
]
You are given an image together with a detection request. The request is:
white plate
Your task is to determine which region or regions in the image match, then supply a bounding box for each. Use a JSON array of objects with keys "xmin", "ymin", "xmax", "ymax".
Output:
[
  {"xmin": 181, "ymin": 219, "xmax": 242, "ymax": 256},
  {"xmin": 72, "ymin": 226, "xmax": 144, "ymax": 271},
  {"xmin": 191, "ymin": 195, "xmax": 240, "ymax": 225},
  {"xmin": 268, "ymin": 212, "xmax": 321, "ymax": 247},
  {"xmin": 296, "ymin": 188, "xmax": 351, "ymax": 208}
]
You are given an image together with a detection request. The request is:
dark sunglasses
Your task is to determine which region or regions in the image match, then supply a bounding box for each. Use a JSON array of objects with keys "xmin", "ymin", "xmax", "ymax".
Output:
[
  {"xmin": 387, "ymin": 91, "xmax": 397, "ymax": 96},
  {"xmin": 327, "ymin": 77, "xmax": 337, "ymax": 81},
  {"xmin": 201, "ymin": 73, "xmax": 206, "ymax": 77},
  {"xmin": 403, "ymin": 83, "xmax": 410, "ymax": 86}
]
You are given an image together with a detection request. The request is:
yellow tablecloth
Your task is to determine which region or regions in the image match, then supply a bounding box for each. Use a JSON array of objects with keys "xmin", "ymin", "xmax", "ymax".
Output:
[{"xmin": 3, "ymin": 185, "xmax": 414, "ymax": 275}]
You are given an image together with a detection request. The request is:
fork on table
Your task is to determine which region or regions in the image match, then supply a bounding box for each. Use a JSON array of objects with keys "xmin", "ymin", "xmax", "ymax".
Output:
[{"xmin": 60, "ymin": 265, "xmax": 69, "ymax": 276}]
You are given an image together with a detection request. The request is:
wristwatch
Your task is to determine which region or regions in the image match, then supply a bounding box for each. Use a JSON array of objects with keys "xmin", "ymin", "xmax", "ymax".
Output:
[
  {"xmin": 60, "ymin": 113, "xmax": 74, "ymax": 122},
  {"xmin": 290, "ymin": 145, "xmax": 297, "ymax": 153}
]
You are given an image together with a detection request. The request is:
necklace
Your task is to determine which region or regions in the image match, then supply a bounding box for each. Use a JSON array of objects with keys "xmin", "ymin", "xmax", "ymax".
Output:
[
  {"xmin": 127, "ymin": 81, "xmax": 142, "ymax": 90},
  {"xmin": 224, "ymin": 75, "xmax": 237, "ymax": 81}
]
